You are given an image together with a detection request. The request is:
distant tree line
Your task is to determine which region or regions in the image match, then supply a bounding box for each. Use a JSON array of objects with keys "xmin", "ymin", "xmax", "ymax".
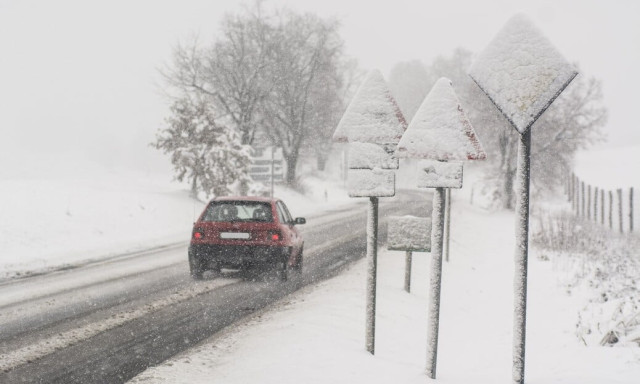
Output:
[
  {"xmin": 389, "ymin": 49, "xmax": 607, "ymax": 209},
  {"xmin": 153, "ymin": 2, "xmax": 356, "ymax": 197}
]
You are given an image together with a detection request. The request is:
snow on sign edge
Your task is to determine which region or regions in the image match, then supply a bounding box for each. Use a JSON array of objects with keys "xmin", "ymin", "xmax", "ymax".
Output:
[
  {"xmin": 468, "ymin": 13, "xmax": 578, "ymax": 134},
  {"xmin": 332, "ymin": 69, "xmax": 407, "ymax": 144},
  {"xmin": 347, "ymin": 168, "xmax": 395, "ymax": 197},
  {"xmin": 395, "ymin": 77, "xmax": 486, "ymax": 161}
]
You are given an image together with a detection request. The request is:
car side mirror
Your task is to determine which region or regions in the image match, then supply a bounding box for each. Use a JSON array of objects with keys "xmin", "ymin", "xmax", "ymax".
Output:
[{"xmin": 294, "ymin": 217, "xmax": 306, "ymax": 225}]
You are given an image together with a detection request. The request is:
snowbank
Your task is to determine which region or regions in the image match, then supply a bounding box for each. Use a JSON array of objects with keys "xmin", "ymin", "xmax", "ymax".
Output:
[{"xmin": 0, "ymin": 168, "xmax": 354, "ymax": 280}]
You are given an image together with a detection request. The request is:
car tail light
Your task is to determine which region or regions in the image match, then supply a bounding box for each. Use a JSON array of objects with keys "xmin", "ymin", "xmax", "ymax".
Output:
[
  {"xmin": 193, "ymin": 230, "xmax": 204, "ymax": 239},
  {"xmin": 269, "ymin": 231, "xmax": 281, "ymax": 241}
]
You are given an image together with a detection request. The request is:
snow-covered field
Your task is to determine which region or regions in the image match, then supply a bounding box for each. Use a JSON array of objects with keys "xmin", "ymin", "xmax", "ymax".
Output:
[
  {"xmin": 574, "ymin": 145, "xmax": 640, "ymax": 190},
  {"xmin": 130, "ymin": 182, "xmax": 640, "ymax": 384},
  {"xmin": 0, "ymin": 165, "xmax": 353, "ymax": 280}
]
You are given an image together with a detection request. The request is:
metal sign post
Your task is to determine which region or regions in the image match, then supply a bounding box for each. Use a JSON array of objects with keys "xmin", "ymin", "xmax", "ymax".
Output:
[
  {"xmin": 396, "ymin": 78, "xmax": 486, "ymax": 379},
  {"xmin": 271, "ymin": 146, "xmax": 275, "ymax": 198},
  {"xmin": 444, "ymin": 189, "xmax": 452, "ymax": 262},
  {"xmin": 387, "ymin": 215, "xmax": 432, "ymax": 293},
  {"xmin": 332, "ymin": 69, "xmax": 407, "ymax": 355},
  {"xmin": 469, "ymin": 14, "xmax": 577, "ymax": 384},
  {"xmin": 365, "ymin": 196, "xmax": 378, "ymax": 353},
  {"xmin": 405, "ymin": 251, "xmax": 412, "ymax": 292},
  {"xmin": 426, "ymin": 186, "xmax": 446, "ymax": 376}
]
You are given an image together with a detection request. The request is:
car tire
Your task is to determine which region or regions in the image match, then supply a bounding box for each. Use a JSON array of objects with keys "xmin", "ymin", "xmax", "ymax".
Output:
[
  {"xmin": 189, "ymin": 254, "xmax": 204, "ymax": 280},
  {"xmin": 278, "ymin": 260, "xmax": 288, "ymax": 282},
  {"xmin": 292, "ymin": 247, "xmax": 303, "ymax": 272}
]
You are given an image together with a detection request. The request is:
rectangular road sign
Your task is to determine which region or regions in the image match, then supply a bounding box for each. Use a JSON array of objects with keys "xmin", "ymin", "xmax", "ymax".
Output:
[
  {"xmin": 249, "ymin": 146, "xmax": 284, "ymax": 184},
  {"xmin": 348, "ymin": 169, "xmax": 395, "ymax": 197},
  {"xmin": 387, "ymin": 215, "xmax": 431, "ymax": 252},
  {"xmin": 417, "ymin": 160, "xmax": 463, "ymax": 189}
]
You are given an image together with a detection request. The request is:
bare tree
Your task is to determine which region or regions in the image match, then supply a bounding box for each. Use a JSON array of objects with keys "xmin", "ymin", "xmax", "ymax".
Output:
[
  {"xmin": 262, "ymin": 11, "xmax": 345, "ymax": 184},
  {"xmin": 162, "ymin": 5, "xmax": 275, "ymax": 146}
]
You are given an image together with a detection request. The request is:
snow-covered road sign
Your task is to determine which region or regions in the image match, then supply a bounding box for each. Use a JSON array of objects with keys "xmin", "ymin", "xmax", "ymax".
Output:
[
  {"xmin": 348, "ymin": 169, "xmax": 395, "ymax": 197},
  {"xmin": 394, "ymin": 77, "xmax": 485, "ymax": 379},
  {"xmin": 468, "ymin": 14, "xmax": 578, "ymax": 135},
  {"xmin": 396, "ymin": 78, "xmax": 485, "ymax": 162},
  {"xmin": 417, "ymin": 160, "xmax": 463, "ymax": 189},
  {"xmin": 387, "ymin": 216, "xmax": 431, "ymax": 252},
  {"xmin": 469, "ymin": 14, "xmax": 578, "ymax": 384},
  {"xmin": 333, "ymin": 70, "xmax": 406, "ymax": 145},
  {"xmin": 331, "ymin": 69, "xmax": 407, "ymax": 356}
]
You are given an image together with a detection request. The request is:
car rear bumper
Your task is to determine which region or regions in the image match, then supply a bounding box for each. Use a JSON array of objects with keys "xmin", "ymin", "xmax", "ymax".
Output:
[{"xmin": 189, "ymin": 244, "xmax": 291, "ymax": 269}]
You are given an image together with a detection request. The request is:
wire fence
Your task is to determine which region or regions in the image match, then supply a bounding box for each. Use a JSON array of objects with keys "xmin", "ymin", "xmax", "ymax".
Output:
[{"xmin": 565, "ymin": 173, "xmax": 634, "ymax": 234}]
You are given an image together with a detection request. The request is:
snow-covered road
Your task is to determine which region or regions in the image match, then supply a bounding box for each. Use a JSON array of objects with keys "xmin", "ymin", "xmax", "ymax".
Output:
[{"xmin": 0, "ymin": 192, "xmax": 429, "ymax": 383}]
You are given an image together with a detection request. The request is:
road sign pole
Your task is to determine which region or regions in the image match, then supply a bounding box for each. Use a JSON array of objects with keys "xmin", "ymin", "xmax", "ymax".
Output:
[
  {"xmin": 444, "ymin": 189, "xmax": 452, "ymax": 262},
  {"xmin": 426, "ymin": 186, "xmax": 446, "ymax": 379},
  {"xmin": 513, "ymin": 129, "xmax": 531, "ymax": 384},
  {"xmin": 365, "ymin": 196, "xmax": 379, "ymax": 354},
  {"xmin": 404, "ymin": 250, "xmax": 412, "ymax": 293},
  {"xmin": 271, "ymin": 147, "xmax": 275, "ymax": 198}
]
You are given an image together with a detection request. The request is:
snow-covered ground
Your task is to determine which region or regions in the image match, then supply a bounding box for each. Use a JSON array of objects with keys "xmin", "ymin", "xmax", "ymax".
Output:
[
  {"xmin": 3, "ymin": 146, "xmax": 638, "ymax": 382},
  {"xmin": 130, "ymin": 184, "xmax": 640, "ymax": 383},
  {"xmin": 0, "ymin": 165, "xmax": 354, "ymax": 280}
]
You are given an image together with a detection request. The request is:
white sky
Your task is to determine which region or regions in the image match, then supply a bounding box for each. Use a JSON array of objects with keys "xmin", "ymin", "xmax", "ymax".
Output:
[{"xmin": 1, "ymin": 0, "xmax": 638, "ymax": 176}]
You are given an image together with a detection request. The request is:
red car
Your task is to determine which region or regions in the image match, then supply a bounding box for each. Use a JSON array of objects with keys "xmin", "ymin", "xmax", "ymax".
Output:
[{"xmin": 188, "ymin": 196, "xmax": 305, "ymax": 280}]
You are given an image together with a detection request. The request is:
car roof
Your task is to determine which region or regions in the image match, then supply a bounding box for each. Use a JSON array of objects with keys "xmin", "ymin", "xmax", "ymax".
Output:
[{"xmin": 212, "ymin": 196, "xmax": 278, "ymax": 204}]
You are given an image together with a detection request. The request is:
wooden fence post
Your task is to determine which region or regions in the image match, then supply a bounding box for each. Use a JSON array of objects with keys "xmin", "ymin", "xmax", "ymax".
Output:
[
  {"xmin": 570, "ymin": 173, "xmax": 575, "ymax": 203},
  {"xmin": 594, "ymin": 187, "xmax": 599, "ymax": 222},
  {"xmin": 587, "ymin": 185, "xmax": 591, "ymax": 220},
  {"xmin": 617, "ymin": 189, "xmax": 624, "ymax": 234},
  {"xmin": 601, "ymin": 189, "xmax": 605, "ymax": 226},
  {"xmin": 572, "ymin": 176, "xmax": 577, "ymax": 212},
  {"xmin": 581, "ymin": 181, "xmax": 586, "ymax": 217},
  {"xmin": 609, "ymin": 190, "xmax": 614, "ymax": 230}
]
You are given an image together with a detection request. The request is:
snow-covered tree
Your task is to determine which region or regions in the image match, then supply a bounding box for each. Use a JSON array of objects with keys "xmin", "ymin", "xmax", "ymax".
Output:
[
  {"xmin": 388, "ymin": 49, "xmax": 606, "ymax": 209},
  {"xmin": 161, "ymin": 3, "xmax": 349, "ymax": 186},
  {"xmin": 152, "ymin": 97, "xmax": 251, "ymax": 197}
]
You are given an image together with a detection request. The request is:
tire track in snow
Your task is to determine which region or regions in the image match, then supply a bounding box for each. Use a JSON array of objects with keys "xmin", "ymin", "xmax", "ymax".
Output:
[{"xmin": 0, "ymin": 278, "xmax": 238, "ymax": 373}]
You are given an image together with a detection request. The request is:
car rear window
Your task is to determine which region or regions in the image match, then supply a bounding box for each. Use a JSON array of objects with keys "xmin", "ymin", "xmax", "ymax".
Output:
[{"xmin": 202, "ymin": 201, "xmax": 273, "ymax": 222}]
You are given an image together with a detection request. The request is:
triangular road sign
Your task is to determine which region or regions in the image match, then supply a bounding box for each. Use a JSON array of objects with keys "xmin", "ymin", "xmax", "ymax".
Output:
[
  {"xmin": 333, "ymin": 69, "xmax": 407, "ymax": 144},
  {"xmin": 396, "ymin": 78, "xmax": 486, "ymax": 161}
]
